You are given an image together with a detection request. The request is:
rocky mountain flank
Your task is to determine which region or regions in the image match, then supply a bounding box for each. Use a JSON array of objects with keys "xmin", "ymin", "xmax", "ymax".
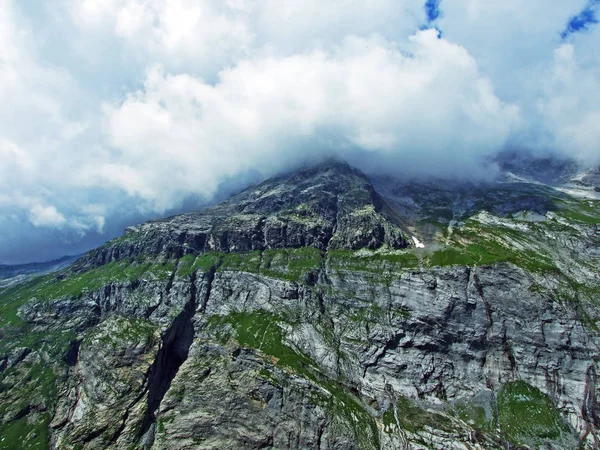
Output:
[{"xmin": 1, "ymin": 160, "xmax": 600, "ymax": 449}]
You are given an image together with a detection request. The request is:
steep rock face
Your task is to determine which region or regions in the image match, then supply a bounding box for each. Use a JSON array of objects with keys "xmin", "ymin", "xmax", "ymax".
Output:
[
  {"xmin": 25, "ymin": 261, "xmax": 594, "ymax": 449},
  {"xmin": 1, "ymin": 161, "xmax": 600, "ymax": 449},
  {"xmin": 50, "ymin": 316, "xmax": 160, "ymax": 449}
]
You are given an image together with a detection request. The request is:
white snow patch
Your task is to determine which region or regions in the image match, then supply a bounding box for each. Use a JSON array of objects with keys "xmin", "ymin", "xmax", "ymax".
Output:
[{"xmin": 412, "ymin": 236, "xmax": 425, "ymax": 248}]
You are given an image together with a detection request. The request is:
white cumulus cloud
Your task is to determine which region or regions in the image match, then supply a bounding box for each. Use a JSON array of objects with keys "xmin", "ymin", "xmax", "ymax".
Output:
[
  {"xmin": 95, "ymin": 30, "xmax": 519, "ymax": 211},
  {"xmin": 28, "ymin": 204, "xmax": 67, "ymax": 228},
  {"xmin": 538, "ymin": 44, "xmax": 600, "ymax": 162}
]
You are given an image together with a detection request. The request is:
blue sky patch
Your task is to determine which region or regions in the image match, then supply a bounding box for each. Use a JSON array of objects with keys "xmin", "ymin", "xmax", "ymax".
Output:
[
  {"xmin": 561, "ymin": 0, "xmax": 600, "ymax": 39},
  {"xmin": 425, "ymin": 0, "xmax": 442, "ymax": 23}
]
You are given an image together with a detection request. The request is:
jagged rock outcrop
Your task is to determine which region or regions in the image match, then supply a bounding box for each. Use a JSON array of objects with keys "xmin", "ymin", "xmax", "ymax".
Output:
[{"xmin": 1, "ymin": 160, "xmax": 600, "ymax": 449}]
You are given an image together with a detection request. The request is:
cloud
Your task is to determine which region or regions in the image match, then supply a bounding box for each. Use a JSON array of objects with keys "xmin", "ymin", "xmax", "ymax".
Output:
[
  {"xmin": 0, "ymin": 0, "xmax": 599, "ymax": 262},
  {"xmin": 94, "ymin": 30, "xmax": 518, "ymax": 212},
  {"xmin": 29, "ymin": 204, "xmax": 66, "ymax": 228},
  {"xmin": 66, "ymin": 0, "xmax": 423, "ymax": 80},
  {"xmin": 68, "ymin": 0, "xmax": 254, "ymax": 78},
  {"xmin": 537, "ymin": 44, "xmax": 600, "ymax": 163},
  {"xmin": 561, "ymin": 0, "xmax": 600, "ymax": 39}
]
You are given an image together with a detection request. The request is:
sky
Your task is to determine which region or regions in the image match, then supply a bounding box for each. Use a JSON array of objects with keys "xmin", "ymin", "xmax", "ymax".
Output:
[{"xmin": 1, "ymin": 0, "xmax": 599, "ymax": 264}]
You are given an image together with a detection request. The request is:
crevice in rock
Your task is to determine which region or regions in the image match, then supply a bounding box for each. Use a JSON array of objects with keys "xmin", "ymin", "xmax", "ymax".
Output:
[
  {"xmin": 110, "ymin": 409, "xmax": 132, "ymax": 444},
  {"xmin": 83, "ymin": 424, "xmax": 110, "ymax": 443},
  {"xmin": 316, "ymin": 291, "xmax": 326, "ymax": 315},
  {"xmin": 316, "ymin": 423, "xmax": 325, "ymax": 449},
  {"xmin": 464, "ymin": 266, "xmax": 472, "ymax": 302},
  {"xmin": 473, "ymin": 273, "xmax": 493, "ymax": 328},
  {"xmin": 315, "ymin": 289, "xmax": 341, "ymax": 375},
  {"xmin": 144, "ymin": 295, "xmax": 162, "ymax": 320},
  {"xmin": 138, "ymin": 269, "xmax": 199, "ymax": 441},
  {"xmin": 317, "ymin": 247, "xmax": 332, "ymax": 286},
  {"xmin": 362, "ymin": 332, "xmax": 404, "ymax": 377},
  {"xmin": 0, "ymin": 347, "xmax": 32, "ymax": 373},
  {"xmin": 62, "ymin": 385, "xmax": 81, "ymax": 430},
  {"xmin": 63, "ymin": 340, "xmax": 81, "ymax": 366},
  {"xmin": 254, "ymin": 216, "xmax": 266, "ymax": 251},
  {"xmin": 472, "ymin": 272, "xmax": 485, "ymax": 298},
  {"xmin": 10, "ymin": 405, "xmax": 31, "ymax": 422},
  {"xmin": 583, "ymin": 365, "xmax": 600, "ymax": 427},
  {"xmin": 199, "ymin": 264, "xmax": 217, "ymax": 314},
  {"xmin": 502, "ymin": 341, "xmax": 517, "ymax": 373},
  {"xmin": 109, "ymin": 384, "xmax": 150, "ymax": 445}
]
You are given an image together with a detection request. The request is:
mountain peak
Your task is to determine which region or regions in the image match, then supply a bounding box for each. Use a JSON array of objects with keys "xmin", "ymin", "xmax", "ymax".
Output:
[{"xmin": 73, "ymin": 161, "xmax": 411, "ymax": 271}]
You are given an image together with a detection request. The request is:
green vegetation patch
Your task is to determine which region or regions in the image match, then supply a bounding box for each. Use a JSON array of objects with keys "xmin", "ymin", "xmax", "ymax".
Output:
[
  {"xmin": 102, "ymin": 229, "xmax": 143, "ymax": 247},
  {"xmin": 177, "ymin": 248, "xmax": 322, "ymax": 283},
  {"xmin": 497, "ymin": 380, "xmax": 570, "ymax": 446},
  {"xmin": 428, "ymin": 244, "xmax": 555, "ymax": 272},
  {"xmin": 0, "ymin": 275, "xmax": 52, "ymax": 328},
  {"xmin": 427, "ymin": 221, "xmax": 558, "ymax": 273},
  {"xmin": 177, "ymin": 253, "xmax": 221, "ymax": 277},
  {"xmin": 327, "ymin": 249, "xmax": 419, "ymax": 274},
  {"xmin": 0, "ymin": 292, "xmax": 78, "ymax": 450},
  {"xmin": 220, "ymin": 251, "xmax": 262, "ymax": 274},
  {"xmin": 382, "ymin": 396, "xmax": 453, "ymax": 435},
  {"xmin": 0, "ymin": 409, "xmax": 52, "ymax": 450},
  {"xmin": 0, "ymin": 256, "xmax": 171, "ymax": 449},
  {"xmin": 207, "ymin": 310, "xmax": 312, "ymax": 372},
  {"xmin": 178, "ymin": 246, "xmax": 422, "ymax": 284},
  {"xmin": 453, "ymin": 392, "xmax": 498, "ymax": 434},
  {"xmin": 428, "ymin": 247, "xmax": 484, "ymax": 267},
  {"xmin": 0, "ymin": 258, "xmax": 175, "ymax": 315},
  {"xmin": 455, "ymin": 404, "xmax": 492, "ymax": 431},
  {"xmin": 555, "ymin": 199, "xmax": 600, "ymax": 224},
  {"xmin": 315, "ymin": 377, "xmax": 380, "ymax": 449},
  {"xmin": 176, "ymin": 254, "xmax": 197, "ymax": 277},
  {"xmin": 261, "ymin": 247, "xmax": 322, "ymax": 282}
]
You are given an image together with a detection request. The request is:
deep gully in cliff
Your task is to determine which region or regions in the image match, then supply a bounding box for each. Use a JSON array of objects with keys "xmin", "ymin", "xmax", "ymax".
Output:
[{"xmin": 138, "ymin": 263, "xmax": 218, "ymax": 444}]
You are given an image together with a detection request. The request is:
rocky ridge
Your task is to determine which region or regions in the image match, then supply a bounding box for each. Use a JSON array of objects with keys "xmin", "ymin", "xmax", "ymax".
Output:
[
  {"xmin": 1, "ymin": 160, "xmax": 599, "ymax": 449},
  {"xmin": 72, "ymin": 161, "xmax": 409, "ymax": 272}
]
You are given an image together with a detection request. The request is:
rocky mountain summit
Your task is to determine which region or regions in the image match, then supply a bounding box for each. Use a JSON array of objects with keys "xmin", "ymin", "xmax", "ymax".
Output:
[
  {"xmin": 1, "ymin": 160, "xmax": 600, "ymax": 449},
  {"xmin": 72, "ymin": 161, "xmax": 409, "ymax": 272}
]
